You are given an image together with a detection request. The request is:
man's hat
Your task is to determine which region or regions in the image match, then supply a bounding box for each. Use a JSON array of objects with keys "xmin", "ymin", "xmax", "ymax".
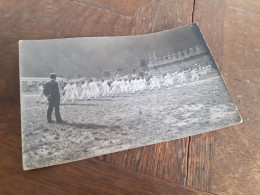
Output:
[{"xmin": 50, "ymin": 73, "xmax": 56, "ymax": 79}]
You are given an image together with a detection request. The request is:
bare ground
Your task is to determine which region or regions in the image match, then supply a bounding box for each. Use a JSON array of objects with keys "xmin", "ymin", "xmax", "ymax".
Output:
[{"xmin": 21, "ymin": 75, "xmax": 241, "ymax": 170}]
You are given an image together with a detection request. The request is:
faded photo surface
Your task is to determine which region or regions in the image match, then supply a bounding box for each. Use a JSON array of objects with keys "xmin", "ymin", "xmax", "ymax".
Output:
[{"xmin": 19, "ymin": 24, "xmax": 241, "ymax": 170}]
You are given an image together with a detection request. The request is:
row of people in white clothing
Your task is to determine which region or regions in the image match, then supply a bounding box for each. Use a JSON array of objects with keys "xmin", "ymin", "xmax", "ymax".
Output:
[
  {"xmin": 61, "ymin": 78, "xmax": 152, "ymax": 102},
  {"xmin": 36, "ymin": 65, "xmax": 212, "ymax": 103},
  {"xmin": 60, "ymin": 71, "xmax": 196, "ymax": 102}
]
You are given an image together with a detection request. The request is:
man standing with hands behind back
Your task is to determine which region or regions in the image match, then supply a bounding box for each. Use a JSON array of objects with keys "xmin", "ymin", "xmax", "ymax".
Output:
[{"xmin": 43, "ymin": 73, "xmax": 65, "ymax": 123}]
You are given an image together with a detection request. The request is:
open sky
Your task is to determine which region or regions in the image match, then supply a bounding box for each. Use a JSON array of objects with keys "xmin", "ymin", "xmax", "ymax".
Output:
[{"xmin": 19, "ymin": 24, "xmax": 209, "ymax": 78}]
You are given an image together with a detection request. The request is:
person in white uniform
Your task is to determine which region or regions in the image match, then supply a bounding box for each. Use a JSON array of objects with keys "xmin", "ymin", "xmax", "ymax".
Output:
[
  {"xmin": 80, "ymin": 81, "xmax": 89, "ymax": 100},
  {"xmin": 101, "ymin": 79, "xmax": 110, "ymax": 97},
  {"xmin": 36, "ymin": 83, "xmax": 47, "ymax": 103},
  {"xmin": 163, "ymin": 73, "xmax": 173, "ymax": 88},
  {"xmin": 179, "ymin": 71, "xmax": 187, "ymax": 84},
  {"xmin": 72, "ymin": 82, "xmax": 80, "ymax": 100},
  {"xmin": 62, "ymin": 82, "xmax": 73, "ymax": 103},
  {"xmin": 206, "ymin": 65, "xmax": 213, "ymax": 74},
  {"xmin": 142, "ymin": 77, "xmax": 148, "ymax": 91},
  {"xmin": 130, "ymin": 78, "xmax": 138, "ymax": 94},
  {"xmin": 156, "ymin": 76, "xmax": 161, "ymax": 89},
  {"xmin": 135, "ymin": 77, "xmax": 141, "ymax": 93},
  {"xmin": 89, "ymin": 79, "xmax": 100, "ymax": 99},
  {"xmin": 119, "ymin": 79, "xmax": 127, "ymax": 95},
  {"xmin": 110, "ymin": 79, "xmax": 121, "ymax": 97},
  {"xmin": 191, "ymin": 68, "xmax": 199, "ymax": 82},
  {"xmin": 177, "ymin": 72, "xmax": 182, "ymax": 84},
  {"xmin": 137, "ymin": 77, "xmax": 146, "ymax": 93},
  {"xmin": 171, "ymin": 72, "xmax": 178, "ymax": 85},
  {"xmin": 200, "ymin": 66, "xmax": 207, "ymax": 75},
  {"xmin": 125, "ymin": 79, "xmax": 131, "ymax": 94},
  {"xmin": 150, "ymin": 76, "xmax": 161, "ymax": 91}
]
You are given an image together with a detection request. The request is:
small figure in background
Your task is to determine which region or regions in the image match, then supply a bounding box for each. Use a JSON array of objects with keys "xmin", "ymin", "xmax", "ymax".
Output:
[{"xmin": 36, "ymin": 83, "xmax": 47, "ymax": 104}]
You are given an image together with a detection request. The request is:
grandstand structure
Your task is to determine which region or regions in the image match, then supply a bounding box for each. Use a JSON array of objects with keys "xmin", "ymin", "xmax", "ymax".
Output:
[{"xmin": 148, "ymin": 44, "xmax": 214, "ymax": 74}]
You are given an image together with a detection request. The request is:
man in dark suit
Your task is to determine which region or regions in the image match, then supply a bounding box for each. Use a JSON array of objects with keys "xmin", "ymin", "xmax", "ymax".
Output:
[{"xmin": 43, "ymin": 73, "xmax": 64, "ymax": 123}]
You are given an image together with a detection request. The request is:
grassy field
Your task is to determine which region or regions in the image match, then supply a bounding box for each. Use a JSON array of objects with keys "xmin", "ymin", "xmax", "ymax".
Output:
[{"xmin": 21, "ymin": 74, "xmax": 241, "ymax": 170}]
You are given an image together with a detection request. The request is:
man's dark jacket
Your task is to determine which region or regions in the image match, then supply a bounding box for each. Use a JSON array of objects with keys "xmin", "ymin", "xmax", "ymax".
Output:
[{"xmin": 43, "ymin": 80, "xmax": 60, "ymax": 103}]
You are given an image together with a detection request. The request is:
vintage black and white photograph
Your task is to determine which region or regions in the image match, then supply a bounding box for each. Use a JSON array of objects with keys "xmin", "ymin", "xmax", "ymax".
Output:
[{"xmin": 19, "ymin": 24, "xmax": 241, "ymax": 170}]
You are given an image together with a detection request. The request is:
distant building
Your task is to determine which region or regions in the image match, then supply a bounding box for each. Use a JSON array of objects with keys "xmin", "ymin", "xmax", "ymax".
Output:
[
  {"xmin": 148, "ymin": 44, "xmax": 214, "ymax": 75},
  {"xmin": 20, "ymin": 77, "xmax": 67, "ymax": 92}
]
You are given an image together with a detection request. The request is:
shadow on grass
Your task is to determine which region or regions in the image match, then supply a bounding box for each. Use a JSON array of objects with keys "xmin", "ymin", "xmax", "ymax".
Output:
[
  {"xmin": 61, "ymin": 98, "xmax": 114, "ymax": 105},
  {"xmin": 64, "ymin": 122, "xmax": 121, "ymax": 130},
  {"xmin": 60, "ymin": 103, "xmax": 97, "ymax": 106}
]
